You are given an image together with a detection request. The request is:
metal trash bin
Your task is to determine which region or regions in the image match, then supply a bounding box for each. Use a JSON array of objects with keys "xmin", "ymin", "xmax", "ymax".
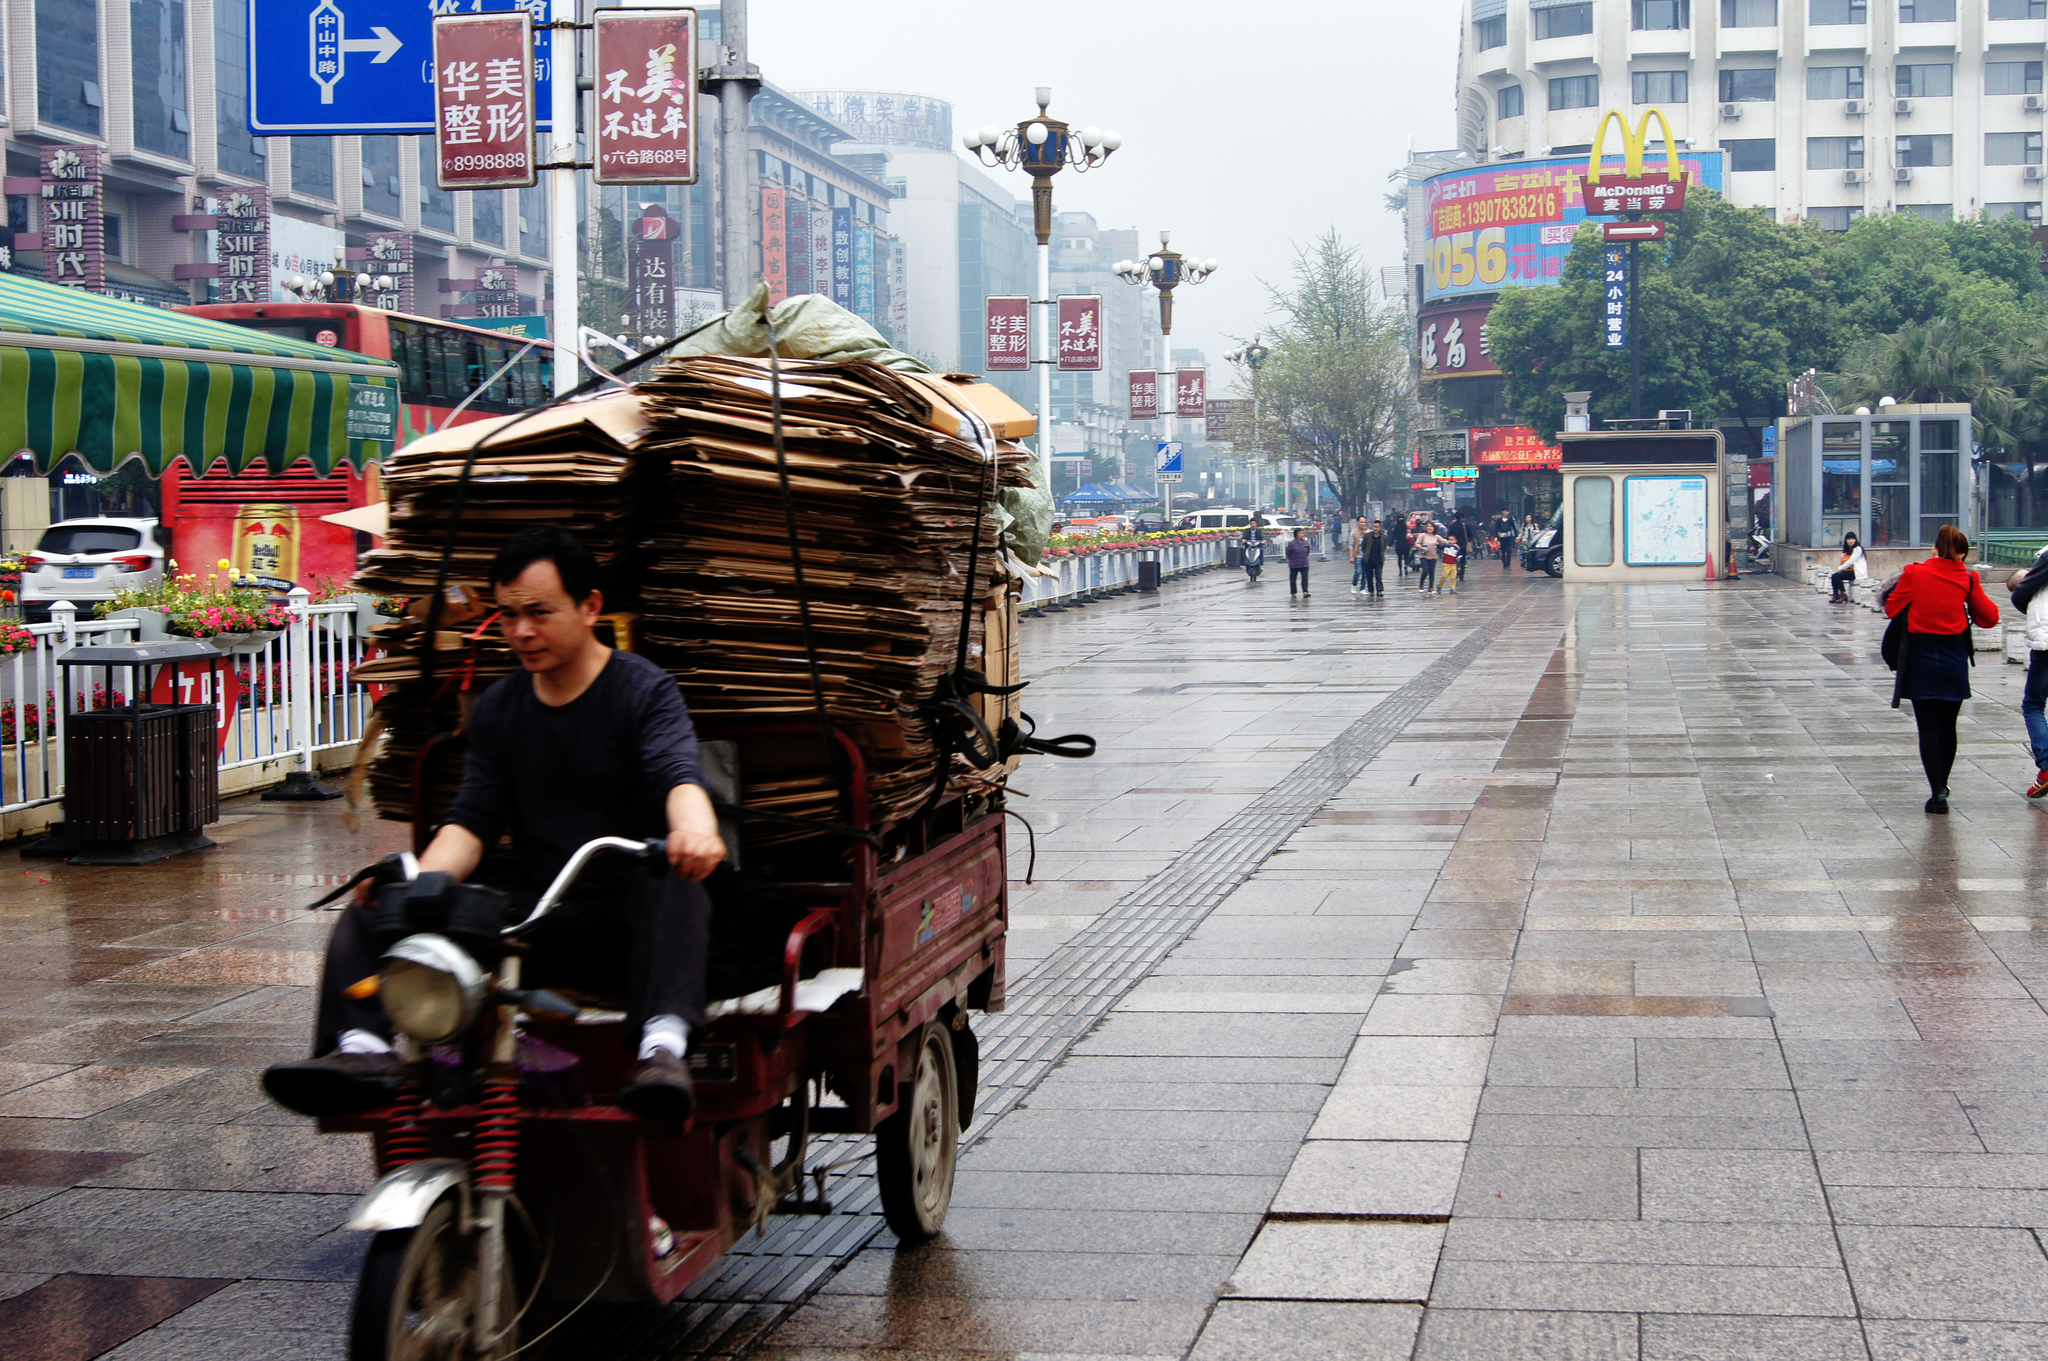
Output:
[
  {"xmin": 30, "ymin": 640, "xmax": 224, "ymax": 865},
  {"xmin": 1226, "ymin": 544, "xmax": 1243, "ymax": 569},
  {"xmin": 1137, "ymin": 557, "xmax": 1162, "ymax": 592}
]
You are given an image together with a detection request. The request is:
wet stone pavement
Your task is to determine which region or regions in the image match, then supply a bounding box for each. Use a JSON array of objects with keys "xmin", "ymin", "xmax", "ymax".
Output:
[{"xmin": 8, "ymin": 554, "xmax": 2048, "ymax": 1359}]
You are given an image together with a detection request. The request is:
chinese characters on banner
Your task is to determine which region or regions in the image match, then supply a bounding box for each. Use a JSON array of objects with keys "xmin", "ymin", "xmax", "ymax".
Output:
[
  {"xmin": 1176, "ymin": 368, "xmax": 1207, "ymax": 419},
  {"xmin": 811, "ymin": 207, "xmax": 832, "ymax": 305},
  {"xmin": 364, "ymin": 232, "xmax": 413, "ymax": 313},
  {"xmin": 985, "ymin": 295, "xmax": 1029, "ymax": 372},
  {"xmin": 1128, "ymin": 370, "xmax": 1159, "ymax": 420},
  {"xmin": 629, "ymin": 211, "xmax": 678, "ymax": 335},
  {"xmin": 40, "ymin": 146, "xmax": 104, "ymax": 293},
  {"xmin": 213, "ymin": 188, "xmax": 270, "ymax": 304},
  {"xmin": 432, "ymin": 13, "xmax": 536, "ymax": 191},
  {"xmin": 786, "ymin": 200, "xmax": 812, "ymax": 295},
  {"xmin": 1056, "ymin": 296, "xmax": 1102, "ymax": 371},
  {"xmin": 887, "ymin": 238, "xmax": 907, "ymax": 340},
  {"xmin": 830, "ymin": 206, "xmax": 854, "ymax": 309},
  {"xmin": 1204, "ymin": 399, "xmax": 1250, "ymax": 440},
  {"xmin": 1417, "ymin": 304, "xmax": 1499, "ymax": 379},
  {"xmin": 471, "ymin": 265, "xmax": 520, "ymax": 319},
  {"xmin": 1602, "ymin": 245, "xmax": 1628, "ymax": 350},
  {"xmin": 851, "ymin": 218, "xmax": 874, "ymax": 320},
  {"xmin": 761, "ymin": 186, "xmax": 787, "ymax": 303},
  {"xmin": 592, "ymin": 8, "xmax": 697, "ymax": 185},
  {"xmin": 1469, "ymin": 426, "xmax": 1563, "ymax": 470}
]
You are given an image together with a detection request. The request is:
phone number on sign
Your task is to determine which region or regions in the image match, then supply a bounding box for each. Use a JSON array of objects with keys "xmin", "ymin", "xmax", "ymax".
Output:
[{"xmin": 444, "ymin": 153, "xmax": 530, "ymax": 172}]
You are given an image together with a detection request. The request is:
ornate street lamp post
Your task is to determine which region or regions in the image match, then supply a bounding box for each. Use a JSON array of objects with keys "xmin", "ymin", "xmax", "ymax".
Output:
[
  {"xmin": 1226, "ymin": 335, "xmax": 1271, "ymax": 511},
  {"xmin": 1115, "ymin": 236, "xmax": 1217, "ymax": 517},
  {"xmin": 964, "ymin": 87, "xmax": 1119, "ymax": 492}
]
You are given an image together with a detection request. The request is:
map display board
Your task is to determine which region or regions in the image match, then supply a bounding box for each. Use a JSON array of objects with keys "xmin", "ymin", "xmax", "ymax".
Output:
[{"xmin": 1623, "ymin": 476, "xmax": 1708, "ymax": 566}]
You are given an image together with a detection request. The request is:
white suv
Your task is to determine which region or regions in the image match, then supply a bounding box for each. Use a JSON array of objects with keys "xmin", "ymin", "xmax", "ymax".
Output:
[{"xmin": 19, "ymin": 518, "xmax": 169, "ymax": 623}]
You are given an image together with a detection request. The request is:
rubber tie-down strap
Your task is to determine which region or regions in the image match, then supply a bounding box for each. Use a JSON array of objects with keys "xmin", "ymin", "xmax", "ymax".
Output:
[
  {"xmin": 711, "ymin": 800, "xmax": 885, "ymax": 850},
  {"xmin": 1001, "ymin": 713, "xmax": 1097, "ymax": 761}
]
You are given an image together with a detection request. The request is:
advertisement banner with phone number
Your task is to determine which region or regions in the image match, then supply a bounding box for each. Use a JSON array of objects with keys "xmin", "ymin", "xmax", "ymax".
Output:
[{"xmin": 1421, "ymin": 151, "xmax": 1721, "ymax": 304}]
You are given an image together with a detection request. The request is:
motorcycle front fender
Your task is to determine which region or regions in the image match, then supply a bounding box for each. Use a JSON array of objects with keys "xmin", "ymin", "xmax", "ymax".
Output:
[{"xmin": 345, "ymin": 1157, "xmax": 470, "ymax": 1233}]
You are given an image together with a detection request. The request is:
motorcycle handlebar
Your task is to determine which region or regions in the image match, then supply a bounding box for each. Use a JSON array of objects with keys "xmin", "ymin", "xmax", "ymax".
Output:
[{"xmin": 501, "ymin": 836, "xmax": 666, "ymax": 937}]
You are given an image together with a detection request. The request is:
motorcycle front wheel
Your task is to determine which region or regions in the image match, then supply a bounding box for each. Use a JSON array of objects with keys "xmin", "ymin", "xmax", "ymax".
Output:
[{"xmin": 350, "ymin": 1196, "xmax": 521, "ymax": 1361}]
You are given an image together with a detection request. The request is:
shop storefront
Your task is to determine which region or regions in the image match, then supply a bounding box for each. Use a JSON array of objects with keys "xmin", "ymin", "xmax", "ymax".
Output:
[{"xmin": 1472, "ymin": 426, "xmax": 1562, "ymax": 524}]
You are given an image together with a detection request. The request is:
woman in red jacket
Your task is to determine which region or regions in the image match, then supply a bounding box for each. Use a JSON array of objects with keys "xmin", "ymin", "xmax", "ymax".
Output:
[{"xmin": 1885, "ymin": 524, "xmax": 2000, "ymax": 814}]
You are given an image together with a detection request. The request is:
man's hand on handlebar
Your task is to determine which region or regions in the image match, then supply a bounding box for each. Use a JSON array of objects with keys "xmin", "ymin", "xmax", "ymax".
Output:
[{"xmin": 665, "ymin": 783, "xmax": 726, "ymax": 882}]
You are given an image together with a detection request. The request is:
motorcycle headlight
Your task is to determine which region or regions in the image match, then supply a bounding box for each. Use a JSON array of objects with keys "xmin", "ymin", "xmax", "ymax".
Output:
[{"xmin": 379, "ymin": 933, "xmax": 486, "ymax": 1044}]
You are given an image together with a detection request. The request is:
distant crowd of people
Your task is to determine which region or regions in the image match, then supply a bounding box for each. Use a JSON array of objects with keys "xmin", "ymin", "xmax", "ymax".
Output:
[{"xmin": 1240, "ymin": 507, "xmax": 1540, "ymax": 600}]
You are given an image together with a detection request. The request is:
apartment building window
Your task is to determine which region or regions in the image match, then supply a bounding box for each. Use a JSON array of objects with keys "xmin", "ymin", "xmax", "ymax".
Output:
[
  {"xmin": 1720, "ymin": 69, "xmax": 1777, "ymax": 101},
  {"xmin": 36, "ymin": 0, "xmax": 102, "ymax": 134},
  {"xmin": 1808, "ymin": 136, "xmax": 1866, "ymax": 168},
  {"xmin": 291, "ymin": 138, "xmax": 335, "ymax": 200},
  {"xmin": 1475, "ymin": 15, "xmax": 1507, "ymax": 49},
  {"xmin": 1987, "ymin": 201, "xmax": 2045, "ymax": 224},
  {"xmin": 420, "ymin": 141, "xmax": 454, "ymax": 232},
  {"xmin": 1898, "ymin": 0, "xmax": 1954, "ymax": 20},
  {"xmin": 1634, "ymin": 70, "xmax": 1690, "ymax": 103},
  {"xmin": 131, "ymin": 0, "xmax": 189, "ymax": 159},
  {"xmin": 1809, "ymin": 0, "xmax": 1866, "ymax": 21},
  {"xmin": 1896, "ymin": 134, "xmax": 1953, "ymax": 166},
  {"xmin": 1809, "ymin": 206, "xmax": 1864, "ymax": 230},
  {"xmin": 1533, "ymin": 4, "xmax": 1595, "ymax": 40},
  {"xmin": 1986, "ymin": 62, "xmax": 2044, "ymax": 96},
  {"xmin": 214, "ymin": 0, "xmax": 264, "ymax": 178},
  {"xmin": 1633, "ymin": 0, "xmax": 1690, "ymax": 28},
  {"xmin": 1726, "ymin": 138, "xmax": 1777, "ymax": 170},
  {"xmin": 1721, "ymin": 0, "xmax": 1776, "ymax": 22},
  {"xmin": 1549, "ymin": 74, "xmax": 1601, "ymax": 109},
  {"xmin": 1990, "ymin": 0, "xmax": 2046, "ymax": 16},
  {"xmin": 1986, "ymin": 131, "xmax": 2044, "ymax": 164},
  {"xmin": 473, "ymin": 189, "xmax": 505, "ymax": 246},
  {"xmin": 362, "ymin": 137, "xmax": 402, "ymax": 219},
  {"xmin": 1896, "ymin": 65, "xmax": 1953, "ymax": 98},
  {"xmin": 1903, "ymin": 203, "xmax": 1952, "ymax": 220},
  {"xmin": 519, "ymin": 185, "xmax": 547, "ymax": 257},
  {"xmin": 1808, "ymin": 66, "xmax": 1865, "ymax": 99},
  {"xmin": 1498, "ymin": 84, "xmax": 1526, "ymax": 118}
]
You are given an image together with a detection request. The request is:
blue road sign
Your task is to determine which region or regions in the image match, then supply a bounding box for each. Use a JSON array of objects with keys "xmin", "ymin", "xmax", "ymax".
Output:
[
  {"xmin": 1156, "ymin": 441, "xmax": 1183, "ymax": 475},
  {"xmin": 249, "ymin": 0, "xmax": 554, "ymax": 136}
]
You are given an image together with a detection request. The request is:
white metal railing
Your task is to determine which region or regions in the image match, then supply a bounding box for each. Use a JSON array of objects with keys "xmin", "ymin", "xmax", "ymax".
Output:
[
  {"xmin": 1, "ymin": 587, "xmax": 378, "ymax": 819},
  {"xmin": 1019, "ymin": 535, "xmax": 1230, "ymax": 615}
]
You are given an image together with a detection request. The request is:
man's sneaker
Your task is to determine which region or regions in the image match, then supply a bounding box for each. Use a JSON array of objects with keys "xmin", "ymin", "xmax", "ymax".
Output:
[
  {"xmin": 2028, "ymin": 771, "xmax": 2048, "ymax": 799},
  {"xmin": 618, "ymin": 1051, "xmax": 696, "ymax": 1123},
  {"xmin": 262, "ymin": 1051, "xmax": 401, "ymax": 1117}
]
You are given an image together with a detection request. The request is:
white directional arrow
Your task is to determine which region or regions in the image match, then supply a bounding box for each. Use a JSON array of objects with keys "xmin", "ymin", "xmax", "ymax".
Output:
[{"xmin": 340, "ymin": 27, "xmax": 403, "ymax": 63}]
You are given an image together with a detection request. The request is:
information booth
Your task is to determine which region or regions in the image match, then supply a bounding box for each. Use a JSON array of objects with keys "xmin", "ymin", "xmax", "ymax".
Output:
[
  {"xmin": 1559, "ymin": 430, "xmax": 1726, "ymax": 585},
  {"xmin": 1772, "ymin": 404, "xmax": 1970, "ymax": 580}
]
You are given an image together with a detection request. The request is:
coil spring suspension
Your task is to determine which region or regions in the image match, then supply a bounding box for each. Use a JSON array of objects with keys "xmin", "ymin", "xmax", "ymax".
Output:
[
  {"xmin": 379, "ymin": 1083, "xmax": 430, "ymax": 1172},
  {"xmin": 472, "ymin": 1080, "xmax": 521, "ymax": 1193}
]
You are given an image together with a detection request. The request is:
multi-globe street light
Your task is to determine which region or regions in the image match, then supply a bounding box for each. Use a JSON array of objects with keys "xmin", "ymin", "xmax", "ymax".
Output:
[
  {"xmin": 1113, "ymin": 235, "xmax": 1217, "ymax": 519},
  {"xmin": 964, "ymin": 87, "xmax": 1120, "ymax": 491},
  {"xmin": 1225, "ymin": 335, "xmax": 1276, "ymax": 513}
]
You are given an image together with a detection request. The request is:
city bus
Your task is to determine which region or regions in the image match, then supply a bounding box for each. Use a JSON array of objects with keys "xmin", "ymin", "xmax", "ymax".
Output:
[{"xmin": 158, "ymin": 303, "xmax": 555, "ymax": 590}]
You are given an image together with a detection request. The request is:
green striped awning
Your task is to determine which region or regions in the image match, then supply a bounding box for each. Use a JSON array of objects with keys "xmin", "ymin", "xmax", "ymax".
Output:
[{"xmin": 0, "ymin": 272, "xmax": 400, "ymax": 477}]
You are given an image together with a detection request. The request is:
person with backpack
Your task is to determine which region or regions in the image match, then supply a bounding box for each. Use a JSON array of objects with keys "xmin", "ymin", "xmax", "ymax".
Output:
[
  {"xmin": 2009, "ymin": 544, "xmax": 2048, "ymax": 799},
  {"xmin": 1883, "ymin": 525, "xmax": 1999, "ymax": 815}
]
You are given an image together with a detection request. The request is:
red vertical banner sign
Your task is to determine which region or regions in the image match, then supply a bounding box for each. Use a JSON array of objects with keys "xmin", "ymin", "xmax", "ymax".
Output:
[
  {"xmin": 985, "ymin": 295, "xmax": 1029, "ymax": 372},
  {"xmin": 761, "ymin": 185, "xmax": 787, "ymax": 303},
  {"xmin": 433, "ymin": 13, "xmax": 536, "ymax": 191},
  {"xmin": 1056, "ymin": 295, "xmax": 1102, "ymax": 371},
  {"xmin": 1128, "ymin": 370, "xmax": 1158, "ymax": 420},
  {"xmin": 1176, "ymin": 368, "xmax": 1207, "ymax": 418},
  {"xmin": 592, "ymin": 8, "xmax": 698, "ymax": 185},
  {"xmin": 363, "ymin": 232, "xmax": 413, "ymax": 313},
  {"xmin": 40, "ymin": 146, "xmax": 104, "ymax": 293}
]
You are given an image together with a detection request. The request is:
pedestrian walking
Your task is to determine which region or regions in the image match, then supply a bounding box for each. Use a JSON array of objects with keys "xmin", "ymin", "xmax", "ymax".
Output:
[
  {"xmin": 1415, "ymin": 522, "xmax": 1441, "ymax": 594},
  {"xmin": 1829, "ymin": 533, "xmax": 1868, "ymax": 603},
  {"xmin": 1390, "ymin": 515, "xmax": 1412, "ymax": 576},
  {"xmin": 1492, "ymin": 511, "xmax": 1518, "ymax": 570},
  {"xmin": 1447, "ymin": 513, "xmax": 1473, "ymax": 578},
  {"xmin": 1352, "ymin": 517, "xmax": 1386, "ymax": 596},
  {"xmin": 1883, "ymin": 525, "xmax": 1999, "ymax": 815},
  {"xmin": 1439, "ymin": 533, "xmax": 1461, "ymax": 594},
  {"xmin": 2009, "ymin": 545, "xmax": 2048, "ymax": 798},
  {"xmin": 1285, "ymin": 527, "xmax": 1312, "ymax": 597}
]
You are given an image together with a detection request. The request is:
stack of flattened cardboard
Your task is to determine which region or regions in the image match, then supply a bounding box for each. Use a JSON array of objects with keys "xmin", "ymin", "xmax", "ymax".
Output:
[{"xmin": 350, "ymin": 362, "xmax": 1034, "ymax": 843}]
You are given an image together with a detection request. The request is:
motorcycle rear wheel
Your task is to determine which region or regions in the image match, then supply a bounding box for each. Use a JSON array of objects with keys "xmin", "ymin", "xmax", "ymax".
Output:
[
  {"xmin": 875, "ymin": 1021, "xmax": 959, "ymax": 1245},
  {"xmin": 350, "ymin": 1196, "xmax": 520, "ymax": 1361}
]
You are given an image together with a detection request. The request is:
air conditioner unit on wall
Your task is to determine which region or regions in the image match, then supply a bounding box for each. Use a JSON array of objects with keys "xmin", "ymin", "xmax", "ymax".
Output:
[
  {"xmin": 2027, "ymin": 94, "xmax": 2046, "ymax": 112},
  {"xmin": 1844, "ymin": 168, "xmax": 1865, "ymax": 185},
  {"xmin": 1895, "ymin": 166, "xmax": 1915, "ymax": 183},
  {"xmin": 2026, "ymin": 165, "xmax": 2046, "ymax": 181},
  {"xmin": 1845, "ymin": 99, "xmax": 1866, "ymax": 116},
  {"xmin": 1720, "ymin": 102, "xmax": 1743, "ymax": 119},
  {"xmin": 1895, "ymin": 98, "xmax": 1914, "ymax": 115}
]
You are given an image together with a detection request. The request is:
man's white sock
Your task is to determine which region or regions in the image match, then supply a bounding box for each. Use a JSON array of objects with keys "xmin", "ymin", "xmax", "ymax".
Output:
[
  {"xmin": 639, "ymin": 1015, "xmax": 689, "ymax": 1060},
  {"xmin": 337, "ymin": 1029, "xmax": 393, "ymax": 1056}
]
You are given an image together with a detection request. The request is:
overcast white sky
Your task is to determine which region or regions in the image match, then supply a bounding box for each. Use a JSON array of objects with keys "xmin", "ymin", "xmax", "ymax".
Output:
[{"xmin": 750, "ymin": 0, "xmax": 1460, "ymax": 390}]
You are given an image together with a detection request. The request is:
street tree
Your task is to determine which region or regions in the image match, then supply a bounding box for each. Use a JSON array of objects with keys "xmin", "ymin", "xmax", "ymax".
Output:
[{"xmin": 1248, "ymin": 230, "xmax": 1414, "ymax": 517}]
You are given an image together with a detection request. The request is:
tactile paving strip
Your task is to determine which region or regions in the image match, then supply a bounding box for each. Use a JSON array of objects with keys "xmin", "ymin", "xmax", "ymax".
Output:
[{"xmin": 586, "ymin": 594, "xmax": 1537, "ymax": 1359}]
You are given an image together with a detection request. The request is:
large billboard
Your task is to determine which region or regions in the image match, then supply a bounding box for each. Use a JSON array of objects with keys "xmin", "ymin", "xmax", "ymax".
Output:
[{"xmin": 1422, "ymin": 149, "xmax": 1722, "ymax": 304}]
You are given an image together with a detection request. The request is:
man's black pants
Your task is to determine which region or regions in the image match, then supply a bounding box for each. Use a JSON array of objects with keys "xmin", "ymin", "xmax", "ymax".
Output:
[{"xmin": 314, "ymin": 875, "xmax": 712, "ymax": 1054}]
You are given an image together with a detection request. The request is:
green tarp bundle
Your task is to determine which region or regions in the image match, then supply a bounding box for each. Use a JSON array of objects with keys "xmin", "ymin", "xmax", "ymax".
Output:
[{"xmin": 0, "ymin": 272, "xmax": 399, "ymax": 477}]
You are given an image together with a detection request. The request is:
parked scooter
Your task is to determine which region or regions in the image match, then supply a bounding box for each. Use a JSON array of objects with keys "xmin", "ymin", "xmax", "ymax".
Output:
[{"xmin": 1747, "ymin": 529, "xmax": 1772, "ymax": 566}]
